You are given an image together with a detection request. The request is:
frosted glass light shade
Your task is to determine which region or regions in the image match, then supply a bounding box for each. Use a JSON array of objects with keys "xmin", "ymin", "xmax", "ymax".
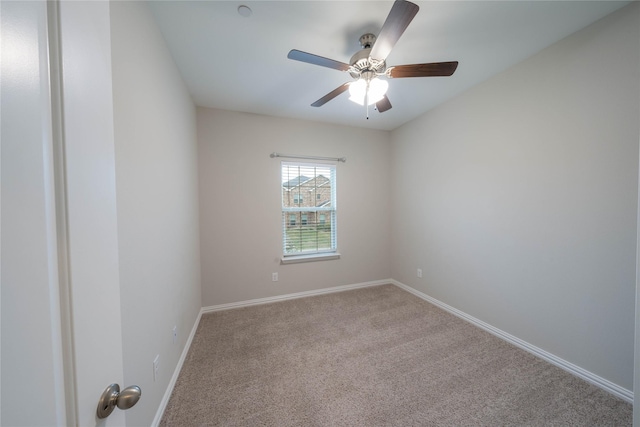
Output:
[
  {"xmin": 368, "ymin": 78, "xmax": 388, "ymax": 104},
  {"xmin": 349, "ymin": 78, "xmax": 388, "ymax": 106},
  {"xmin": 348, "ymin": 80, "xmax": 367, "ymax": 105}
]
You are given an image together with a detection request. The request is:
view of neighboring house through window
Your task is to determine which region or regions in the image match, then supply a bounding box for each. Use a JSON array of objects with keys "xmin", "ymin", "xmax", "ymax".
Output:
[{"xmin": 281, "ymin": 161, "xmax": 336, "ymax": 256}]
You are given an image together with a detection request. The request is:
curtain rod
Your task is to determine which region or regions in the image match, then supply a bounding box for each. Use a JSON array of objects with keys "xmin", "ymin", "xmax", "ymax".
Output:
[{"xmin": 270, "ymin": 152, "xmax": 346, "ymax": 163}]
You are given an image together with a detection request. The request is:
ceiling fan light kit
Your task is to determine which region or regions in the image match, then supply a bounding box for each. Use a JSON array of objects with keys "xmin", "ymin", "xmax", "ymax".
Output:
[
  {"xmin": 287, "ymin": 0, "xmax": 459, "ymax": 119},
  {"xmin": 348, "ymin": 77, "xmax": 388, "ymax": 106}
]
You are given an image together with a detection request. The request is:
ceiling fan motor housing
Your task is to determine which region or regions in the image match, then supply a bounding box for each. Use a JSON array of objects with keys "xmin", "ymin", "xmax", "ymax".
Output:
[{"xmin": 349, "ymin": 34, "xmax": 386, "ymax": 80}]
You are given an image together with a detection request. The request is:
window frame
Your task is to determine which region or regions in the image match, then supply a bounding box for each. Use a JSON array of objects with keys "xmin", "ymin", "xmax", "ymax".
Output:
[{"xmin": 281, "ymin": 161, "xmax": 339, "ymax": 263}]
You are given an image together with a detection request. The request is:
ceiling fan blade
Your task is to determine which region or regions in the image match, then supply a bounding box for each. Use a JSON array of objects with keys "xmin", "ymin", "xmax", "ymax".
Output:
[
  {"xmin": 311, "ymin": 83, "xmax": 351, "ymax": 107},
  {"xmin": 288, "ymin": 49, "xmax": 350, "ymax": 72},
  {"xmin": 369, "ymin": 0, "xmax": 419, "ymax": 62},
  {"xmin": 388, "ymin": 61, "xmax": 459, "ymax": 78},
  {"xmin": 376, "ymin": 95, "xmax": 392, "ymax": 113}
]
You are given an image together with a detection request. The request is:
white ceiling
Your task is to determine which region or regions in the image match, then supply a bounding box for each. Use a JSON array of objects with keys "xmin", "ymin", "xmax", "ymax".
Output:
[{"xmin": 149, "ymin": 1, "xmax": 630, "ymax": 131}]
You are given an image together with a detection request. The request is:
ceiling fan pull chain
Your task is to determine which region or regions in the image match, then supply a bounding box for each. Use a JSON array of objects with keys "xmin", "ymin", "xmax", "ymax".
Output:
[{"xmin": 365, "ymin": 81, "xmax": 370, "ymax": 119}]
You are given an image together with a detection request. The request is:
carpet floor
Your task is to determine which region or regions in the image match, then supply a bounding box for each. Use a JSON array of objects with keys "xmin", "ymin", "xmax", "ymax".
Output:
[{"xmin": 160, "ymin": 284, "xmax": 632, "ymax": 426}]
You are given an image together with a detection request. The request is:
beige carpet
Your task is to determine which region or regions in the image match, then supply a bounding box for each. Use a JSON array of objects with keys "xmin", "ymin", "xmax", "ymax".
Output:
[{"xmin": 160, "ymin": 284, "xmax": 632, "ymax": 426}]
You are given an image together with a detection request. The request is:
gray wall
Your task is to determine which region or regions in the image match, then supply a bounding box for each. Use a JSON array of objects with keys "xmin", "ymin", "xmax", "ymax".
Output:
[
  {"xmin": 390, "ymin": 3, "xmax": 639, "ymax": 391},
  {"xmin": 197, "ymin": 108, "xmax": 391, "ymax": 306},
  {"xmin": 110, "ymin": 2, "xmax": 202, "ymax": 425}
]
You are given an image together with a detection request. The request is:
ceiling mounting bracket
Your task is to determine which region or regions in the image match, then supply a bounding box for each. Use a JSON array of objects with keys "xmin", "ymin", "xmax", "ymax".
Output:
[{"xmin": 359, "ymin": 33, "xmax": 377, "ymax": 49}]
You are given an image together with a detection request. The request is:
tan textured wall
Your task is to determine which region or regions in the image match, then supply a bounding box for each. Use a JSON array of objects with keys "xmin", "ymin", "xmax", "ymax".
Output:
[
  {"xmin": 198, "ymin": 108, "xmax": 391, "ymax": 306},
  {"xmin": 110, "ymin": 3, "xmax": 202, "ymax": 425},
  {"xmin": 390, "ymin": 3, "xmax": 639, "ymax": 391}
]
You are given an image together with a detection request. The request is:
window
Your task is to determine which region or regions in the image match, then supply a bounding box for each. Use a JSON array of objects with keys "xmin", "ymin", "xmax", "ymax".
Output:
[{"xmin": 282, "ymin": 161, "xmax": 337, "ymax": 259}]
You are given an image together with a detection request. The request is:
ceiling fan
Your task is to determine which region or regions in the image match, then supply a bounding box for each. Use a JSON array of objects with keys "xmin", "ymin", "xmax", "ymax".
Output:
[{"xmin": 287, "ymin": 0, "xmax": 458, "ymax": 118}]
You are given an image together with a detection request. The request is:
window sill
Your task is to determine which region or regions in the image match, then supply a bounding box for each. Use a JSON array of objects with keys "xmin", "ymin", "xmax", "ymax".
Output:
[{"xmin": 280, "ymin": 252, "xmax": 341, "ymax": 265}]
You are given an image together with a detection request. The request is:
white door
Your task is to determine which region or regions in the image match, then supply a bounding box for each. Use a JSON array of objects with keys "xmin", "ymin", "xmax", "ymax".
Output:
[
  {"xmin": 2, "ymin": 1, "xmax": 131, "ymax": 425},
  {"xmin": 57, "ymin": 1, "xmax": 130, "ymax": 425}
]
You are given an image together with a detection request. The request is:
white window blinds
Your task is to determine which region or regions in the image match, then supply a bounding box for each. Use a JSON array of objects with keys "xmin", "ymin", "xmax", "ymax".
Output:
[{"xmin": 281, "ymin": 161, "xmax": 337, "ymax": 256}]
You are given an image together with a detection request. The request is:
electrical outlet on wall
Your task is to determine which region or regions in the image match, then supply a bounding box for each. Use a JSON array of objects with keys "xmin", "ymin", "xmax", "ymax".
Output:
[
  {"xmin": 272, "ymin": 272, "xmax": 278, "ymax": 282},
  {"xmin": 417, "ymin": 268, "xmax": 423, "ymax": 278},
  {"xmin": 172, "ymin": 325, "xmax": 177, "ymax": 344}
]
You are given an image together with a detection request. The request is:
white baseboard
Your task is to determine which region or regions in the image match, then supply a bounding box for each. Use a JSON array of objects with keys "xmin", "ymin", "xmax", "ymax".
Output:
[
  {"xmin": 201, "ymin": 279, "xmax": 391, "ymax": 313},
  {"xmin": 151, "ymin": 310, "xmax": 203, "ymax": 427},
  {"xmin": 391, "ymin": 280, "xmax": 633, "ymax": 404}
]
